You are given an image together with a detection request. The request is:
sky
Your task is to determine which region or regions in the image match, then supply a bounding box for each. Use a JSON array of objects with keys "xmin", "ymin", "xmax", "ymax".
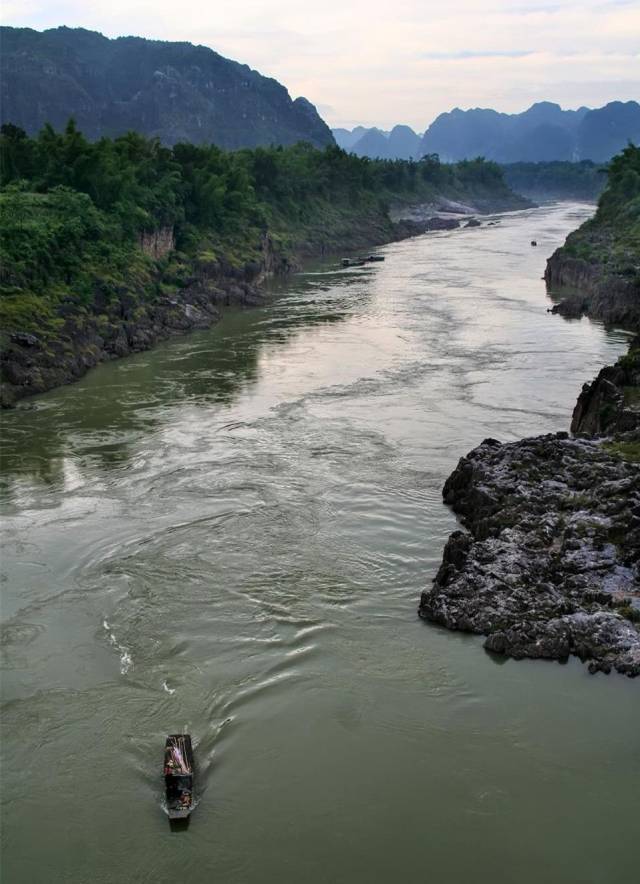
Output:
[{"xmin": 2, "ymin": 0, "xmax": 639, "ymax": 130}]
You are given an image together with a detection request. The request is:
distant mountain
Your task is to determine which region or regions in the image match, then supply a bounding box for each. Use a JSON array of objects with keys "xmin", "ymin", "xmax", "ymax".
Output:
[
  {"xmin": 352, "ymin": 128, "xmax": 392, "ymax": 159},
  {"xmin": 420, "ymin": 101, "xmax": 640, "ymax": 163},
  {"xmin": 0, "ymin": 26, "xmax": 334, "ymax": 149},
  {"xmin": 577, "ymin": 102, "xmax": 640, "ymax": 162},
  {"xmin": 387, "ymin": 125, "xmax": 422, "ymax": 160},
  {"xmin": 332, "ymin": 126, "xmax": 369, "ymax": 150},
  {"xmin": 332, "ymin": 124, "xmax": 421, "ymax": 159},
  {"xmin": 339, "ymin": 102, "xmax": 640, "ymax": 164}
]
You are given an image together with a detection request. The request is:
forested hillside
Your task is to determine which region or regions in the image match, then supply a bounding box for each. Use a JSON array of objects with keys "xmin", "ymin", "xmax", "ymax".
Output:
[
  {"xmin": 0, "ymin": 121, "xmax": 526, "ymax": 404},
  {"xmin": 548, "ymin": 145, "xmax": 640, "ymax": 287},
  {"xmin": 501, "ymin": 161, "xmax": 606, "ymax": 201},
  {"xmin": 546, "ymin": 144, "xmax": 640, "ymax": 335}
]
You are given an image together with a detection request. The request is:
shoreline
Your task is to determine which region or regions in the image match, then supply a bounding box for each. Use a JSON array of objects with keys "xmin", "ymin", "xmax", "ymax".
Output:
[
  {"xmin": 421, "ymin": 213, "xmax": 640, "ymax": 678},
  {"xmin": 0, "ymin": 194, "xmax": 527, "ymax": 409}
]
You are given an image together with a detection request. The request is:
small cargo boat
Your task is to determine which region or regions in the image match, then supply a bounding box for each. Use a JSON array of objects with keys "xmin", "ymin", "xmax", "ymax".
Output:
[
  {"xmin": 341, "ymin": 254, "xmax": 384, "ymax": 267},
  {"xmin": 164, "ymin": 734, "xmax": 195, "ymax": 819}
]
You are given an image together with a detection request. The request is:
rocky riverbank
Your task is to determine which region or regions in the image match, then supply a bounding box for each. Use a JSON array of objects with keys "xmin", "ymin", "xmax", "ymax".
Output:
[
  {"xmin": 545, "ymin": 251, "xmax": 640, "ymax": 328},
  {"xmin": 422, "ymin": 148, "xmax": 640, "ymax": 678},
  {"xmin": 0, "ymin": 121, "xmax": 536, "ymax": 407},
  {"xmin": 0, "ymin": 193, "xmax": 527, "ymax": 408},
  {"xmin": 419, "ymin": 433, "xmax": 640, "ymax": 676},
  {"xmin": 0, "ymin": 238, "xmax": 282, "ymax": 408},
  {"xmin": 1, "ymin": 216, "xmax": 398, "ymax": 408},
  {"xmin": 390, "ymin": 193, "xmax": 531, "ymax": 226},
  {"xmin": 420, "ymin": 337, "xmax": 640, "ymax": 679},
  {"xmin": 571, "ymin": 339, "xmax": 640, "ymax": 436}
]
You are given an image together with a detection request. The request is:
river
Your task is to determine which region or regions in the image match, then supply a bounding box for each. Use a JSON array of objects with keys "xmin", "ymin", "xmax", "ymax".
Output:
[{"xmin": 1, "ymin": 203, "xmax": 638, "ymax": 884}]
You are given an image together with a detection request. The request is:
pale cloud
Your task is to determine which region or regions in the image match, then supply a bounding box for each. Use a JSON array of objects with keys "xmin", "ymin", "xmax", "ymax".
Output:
[
  {"xmin": 421, "ymin": 50, "xmax": 535, "ymax": 59},
  {"xmin": 2, "ymin": 0, "xmax": 639, "ymax": 129}
]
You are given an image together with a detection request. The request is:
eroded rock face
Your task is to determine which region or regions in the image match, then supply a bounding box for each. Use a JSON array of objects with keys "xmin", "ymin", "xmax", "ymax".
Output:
[
  {"xmin": 545, "ymin": 252, "xmax": 640, "ymax": 328},
  {"xmin": 138, "ymin": 227, "xmax": 175, "ymax": 259},
  {"xmin": 419, "ymin": 433, "xmax": 640, "ymax": 676},
  {"xmin": 571, "ymin": 341, "xmax": 640, "ymax": 436},
  {"xmin": 0, "ymin": 252, "xmax": 267, "ymax": 407}
]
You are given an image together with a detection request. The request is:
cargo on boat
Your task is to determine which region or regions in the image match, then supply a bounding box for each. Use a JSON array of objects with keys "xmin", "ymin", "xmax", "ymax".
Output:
[
  {"xmin": 164, "ymin": 734, "xmax": 195, "ymax": 819},
  {"xmin": 340, "ymin": 254, "xmax": 384, "ymax": 267}
]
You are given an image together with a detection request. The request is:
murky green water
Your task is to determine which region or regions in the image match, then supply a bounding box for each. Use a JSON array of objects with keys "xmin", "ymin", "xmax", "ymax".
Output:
[{"xmin": 1, "ymin": 204, "xmax": 638, "ymax": 884}]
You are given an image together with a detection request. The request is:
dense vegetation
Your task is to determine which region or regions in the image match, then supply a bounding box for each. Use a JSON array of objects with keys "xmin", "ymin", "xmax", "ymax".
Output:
[
  {"xmin": 0, "ymin": 121, "xmax": 518, "ymax": 334},
  {"xmin": 559, "ymin": 144, "xmax": 640, "ymax": 275},
  {"xmin": 501, "ymin": 160, "xmax": 606, "ymax": 201}
]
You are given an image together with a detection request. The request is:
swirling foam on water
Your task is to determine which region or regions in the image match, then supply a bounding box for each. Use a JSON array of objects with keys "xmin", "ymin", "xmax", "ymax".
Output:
[{"xmin": 102, "ymin": 618, "xmax": 133, "ymax": 674}]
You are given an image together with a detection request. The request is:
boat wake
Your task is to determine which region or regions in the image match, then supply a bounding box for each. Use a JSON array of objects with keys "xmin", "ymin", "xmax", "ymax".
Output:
[{"xmin": 102, "ymin": 619, "xmax": 133, "ymax": 674}]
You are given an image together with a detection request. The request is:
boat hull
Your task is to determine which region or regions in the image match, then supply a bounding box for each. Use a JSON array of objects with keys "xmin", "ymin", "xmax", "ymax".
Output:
[{"xmin": 167, "ymin": 806, "xmax": 193, "ymax": 820}]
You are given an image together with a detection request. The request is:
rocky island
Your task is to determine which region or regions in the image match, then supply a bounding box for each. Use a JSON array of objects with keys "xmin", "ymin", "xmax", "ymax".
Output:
[{"xmin": 421, "ymin": 145, "xmax": 640, "ymax": 677}]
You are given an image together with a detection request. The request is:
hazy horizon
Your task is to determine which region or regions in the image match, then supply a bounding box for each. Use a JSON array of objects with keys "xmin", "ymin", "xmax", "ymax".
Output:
[
  {"xmin": 2, "ymin": 0, "xmax": 638, "ymax": 131},
  {"xmin": 330, "ymin": 99, "xmax": 629, "ymax": 136}
]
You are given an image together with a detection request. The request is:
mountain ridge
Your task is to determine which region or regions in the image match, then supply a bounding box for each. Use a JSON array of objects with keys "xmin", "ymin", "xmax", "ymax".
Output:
[
  {"xmin": 0, "ymin": 25, "xmax": 335, "ymax": 150},
  {"xmin": 334, "ymin": 101, "xmax": 640, "ymax": 163}
]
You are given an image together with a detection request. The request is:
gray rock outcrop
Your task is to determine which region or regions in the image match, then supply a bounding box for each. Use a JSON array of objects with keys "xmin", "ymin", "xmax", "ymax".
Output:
[{"xmin": 420, "ymin": 433, "xmax": 640, "ymax": 676}]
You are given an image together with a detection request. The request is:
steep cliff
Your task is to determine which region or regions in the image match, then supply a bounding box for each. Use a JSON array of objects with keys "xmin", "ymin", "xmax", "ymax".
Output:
[
  {"xmin": 0, "ymin": 26, "xmax": 334, "ymax": 149},
  {"xmin": 545, "ymin": 144, "xmax": 640, "ymax": 327},
  {"xmin": 571, "ymin": 342, "xmax": 640, "ymax": 436},
  {"xmin": 545, "ymin": 255, "xmax": 640, "ymax": 327}
]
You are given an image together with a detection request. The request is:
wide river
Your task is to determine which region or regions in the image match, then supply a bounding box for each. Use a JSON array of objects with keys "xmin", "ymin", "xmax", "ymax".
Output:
[{"xmin": 1, "ymin": 203, "xmax": 638, "ymax": 883}]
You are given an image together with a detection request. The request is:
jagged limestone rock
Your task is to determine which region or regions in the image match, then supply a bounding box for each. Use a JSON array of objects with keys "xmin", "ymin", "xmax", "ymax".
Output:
[{"xmin": 420, "ymin": 434, "xmax": 640, "ymax": 676}]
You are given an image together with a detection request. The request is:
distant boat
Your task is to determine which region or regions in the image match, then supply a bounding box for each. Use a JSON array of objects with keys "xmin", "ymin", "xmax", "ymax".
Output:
[
  {"xmin": 340, "ymin": 255, "xmax": 385, "ymax": 267},
  {"xmin": 164, "ymin": 734, "xmax": 195, "ymax": 819},
  {"xmin": 531, "ymin": 240, "xmax": 538, "ymax": 246}
]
